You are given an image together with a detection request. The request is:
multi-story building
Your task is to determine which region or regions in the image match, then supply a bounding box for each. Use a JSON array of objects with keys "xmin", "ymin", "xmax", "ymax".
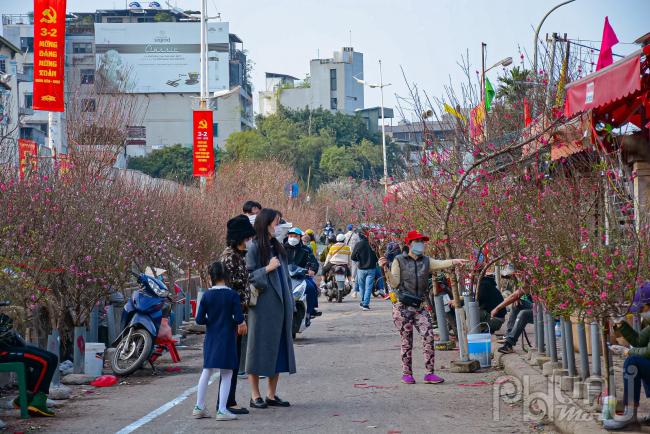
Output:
[
  {"xmin": 0, "ymin": 35, "xmax": 26, "ymax": 164},
  {"xmin": 259, "ymin": 47, "xmax": 364, "ymax": 116},
  {"xmin": 2, "ymin": 6, "xmax": 253, "ymax": 158}
]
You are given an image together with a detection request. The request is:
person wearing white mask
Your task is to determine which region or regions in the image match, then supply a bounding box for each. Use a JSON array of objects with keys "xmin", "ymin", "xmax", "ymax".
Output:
[
  {"xmin": 604, "ymin": 283, "xmax": 650, "ymax": 430},
  {"xmin": 284, "ymin": 227, "xmax": 321, "ymax": 317},
  {"xmin": 379, "ymin": 230, "xmax": 468, "ymax": 385},
  {"xmin": 242, "ymin": 201, "xmax": 262, "ymax": 226}
]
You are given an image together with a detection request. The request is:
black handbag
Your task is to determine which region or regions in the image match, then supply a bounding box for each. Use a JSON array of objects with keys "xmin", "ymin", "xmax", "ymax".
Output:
[{"xmin": 397, "ymin": 291, "xmax": 423, "ymax": 308}]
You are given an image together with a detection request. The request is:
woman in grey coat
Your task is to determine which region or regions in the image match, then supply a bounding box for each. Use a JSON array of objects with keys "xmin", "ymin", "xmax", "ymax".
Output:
[{"xmin": 245, "ymin": 208, "xmax": 297, "ymax": 409}]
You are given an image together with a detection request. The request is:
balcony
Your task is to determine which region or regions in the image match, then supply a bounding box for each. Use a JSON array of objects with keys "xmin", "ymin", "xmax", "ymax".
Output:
[
  {"xmin": 2, "ymin": 14, "xmax": 34, "ymax": 26},
  {"xmin": 16, "ymin": 72, "xmax": 33, "ymax": 83},
  {"xmin": 19, "ymin": 106, "xmax": 34, "ymax": 116}
]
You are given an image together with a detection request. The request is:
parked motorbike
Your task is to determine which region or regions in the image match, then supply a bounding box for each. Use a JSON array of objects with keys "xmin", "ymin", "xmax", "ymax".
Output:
[
  {"xmin": 322, "ymin": 265, "xmax": 352, "ymax": 303},
  {"xmin": 290, "ymin": 265, "xmax": 310, "ymax": 339},
  {"xmin": 110, "ymin": 271, "xmax": 179, "ymax": 376}
]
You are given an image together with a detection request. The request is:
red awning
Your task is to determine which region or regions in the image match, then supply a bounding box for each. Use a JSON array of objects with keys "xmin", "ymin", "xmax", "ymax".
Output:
[{"xmin": 565, "ymin": 50, "xmax": 642, "ymax": 117}]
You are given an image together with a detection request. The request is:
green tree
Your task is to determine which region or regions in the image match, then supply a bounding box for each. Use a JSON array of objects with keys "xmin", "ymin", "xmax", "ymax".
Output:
[
  {"xmin": 127, "ymin": 144, "xmax": 194, "ymax": 183},
  {"xmin": 319, "ymin": 146, "xmax": 358, "ymax": 178},
  {"xmin": 154, "ymin": 12, "xmax": 174, "ymax": 22},
  {"xmin": 225, "ymin": 130, "xmax": 268, "ymax": 160},
  {"xmin": 496, "ymin": 66, "xmax": 531, "ymax": 105}
]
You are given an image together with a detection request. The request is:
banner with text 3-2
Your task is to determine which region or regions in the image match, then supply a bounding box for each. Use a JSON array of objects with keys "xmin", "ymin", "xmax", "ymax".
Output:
[
  {"xmin": 193, "ymin": 110, "xmax": 215, "ymax": 177},
  {"xmin": 33, "ymin": 0, "xmax": 66, "ymax": 112}
]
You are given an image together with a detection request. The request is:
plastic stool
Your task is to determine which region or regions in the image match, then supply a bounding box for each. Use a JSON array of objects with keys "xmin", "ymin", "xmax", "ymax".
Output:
[{"xmin": 0, "ymin": 362, "xmax": 29, "ymax": 419}]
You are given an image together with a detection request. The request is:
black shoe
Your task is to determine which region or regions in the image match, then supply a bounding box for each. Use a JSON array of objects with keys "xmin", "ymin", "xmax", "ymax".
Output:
[
  {"xmin": 265, "ymin": 395, "xmax": 290, "ymax": 407},
  {"xmin": 311, "ymin": 310, "xmax": 323, "ymax": 317},
  {"xmin": 227, "ymin": 406, "xmax": 250, "ymax": 415},
  {"xmin": 498, "ymin": 344, "xmax": 514, "ymax": 354},
  {"xmin": 250, "ymin": 398, "xmax": 268, "ymax": 409}
]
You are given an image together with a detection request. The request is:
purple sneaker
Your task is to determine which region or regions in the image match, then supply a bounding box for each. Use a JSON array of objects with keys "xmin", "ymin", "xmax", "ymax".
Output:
[
  {"xmin": 401, "ymin": 374, "xmax": 416, "ymax": 384},
  {"xmin": 423, "ymin": 373, "xmax": 444, "ymax": 384}
]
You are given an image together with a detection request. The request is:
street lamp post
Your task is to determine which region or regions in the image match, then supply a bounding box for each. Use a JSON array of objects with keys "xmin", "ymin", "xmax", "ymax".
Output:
[
  {"xmin": 480, "ymin": 43, "xmax": 512, "ymax": 140},
  {"xmin": 354, "ymin": 60, "xmax": 391, "ymax": 193}
]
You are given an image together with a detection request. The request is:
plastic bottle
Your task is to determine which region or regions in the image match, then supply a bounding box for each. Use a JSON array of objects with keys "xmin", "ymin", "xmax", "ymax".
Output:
[{"xmin": 555, "ymin": 321, "xmax": 562, "ymax": 337}]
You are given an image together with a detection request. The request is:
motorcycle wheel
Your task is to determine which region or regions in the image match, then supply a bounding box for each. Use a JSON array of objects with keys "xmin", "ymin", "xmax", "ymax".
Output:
[
  {"xmin": 111, "ymin": 328, "xmax": 153, "ymax": 376},
  {"xmin": 337, "ymin": 292, "xmax": 343, "ymax": 303},
  {"xmin": 292, "ymin": 303, "xmax": 305, "ymax": 339}
]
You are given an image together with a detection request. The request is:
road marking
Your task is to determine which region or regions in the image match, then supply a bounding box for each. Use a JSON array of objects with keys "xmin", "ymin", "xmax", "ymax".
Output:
[{"xmin": 115, "ymin": 373, "xmax": 219, "ymax": 434}]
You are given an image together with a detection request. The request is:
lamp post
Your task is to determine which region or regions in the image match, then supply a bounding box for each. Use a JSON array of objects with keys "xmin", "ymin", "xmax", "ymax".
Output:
[
  {"xmin": 531, "ymin": 0, "xmax": 575, "ymax": 116},
  {"xmin": 354, "ymin": 60, "xmax": 391, "ymax": 192},
  {"xmin": 480, "ymin": 43, "xmax": 512, "ymax": 139}
]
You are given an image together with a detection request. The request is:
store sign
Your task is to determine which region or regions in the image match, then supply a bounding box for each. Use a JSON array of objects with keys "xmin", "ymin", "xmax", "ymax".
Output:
[
  {"xmin": 18, "ymin": 139, "xmax": 38, "ymax": 180},
  {"xmin": 192, "ymin": 111, "xmax": 214, "ymax": 177},
  {"xmin": 33, "ymin": 0, "xmax": 66, "ymax": 112}
]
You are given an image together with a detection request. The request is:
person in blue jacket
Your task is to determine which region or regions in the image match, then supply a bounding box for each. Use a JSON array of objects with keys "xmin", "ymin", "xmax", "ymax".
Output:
[{"xmin": 192, "ymin": 261, "xmax": 247, "ymax": 421}]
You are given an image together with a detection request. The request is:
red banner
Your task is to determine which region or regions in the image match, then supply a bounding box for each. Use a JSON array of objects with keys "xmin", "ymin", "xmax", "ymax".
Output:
[
  {"xmin": 18, "ymin": 139, "xmax": 38, "ymax": 180},
  {"xmin": 33, "ymin": 0, "xmax": 66, "ymax": 112},
  {"xmin": 193, "ymin": 110, "xmax": 215, "ymax": 177},
  {"xmin": 57, "ymin": 153, "xmax": 72, "ymax": 176}
]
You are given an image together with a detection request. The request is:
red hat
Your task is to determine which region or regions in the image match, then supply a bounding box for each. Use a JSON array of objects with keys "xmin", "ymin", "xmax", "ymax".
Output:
[{"xmin": 404, "ymin": 230, "xmax": 430, "ymax": 244}]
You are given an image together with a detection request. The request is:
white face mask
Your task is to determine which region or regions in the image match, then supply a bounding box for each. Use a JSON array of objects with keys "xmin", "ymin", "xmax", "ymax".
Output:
[
  {"xmin": 410, "ymin": 241, "xmax": 425, "ymax": 256},
  {"xmin": 641, "ymin": 311, "xmax": 650, "ymax": 320},
  {"xmin": 244, "ymin": 239, "xmax": 253, "ymax": 250},
  {"xmin": 288, "ymin": 237, "xmax": 300, "ymax": 246}
]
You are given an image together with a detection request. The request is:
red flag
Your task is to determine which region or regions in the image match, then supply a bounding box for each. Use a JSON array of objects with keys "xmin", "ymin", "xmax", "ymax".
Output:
[
  {"xmin": 523, "ymin": 98, "xmax": 532, "ymax": 127},
  {"xmin": 33, "ymin": 0, "xmax": 67, "ymax": 112},
  {"xmin": 192, "ymin": 110, "xmax": 215, "ymax": 177},
  {"xmin": 596, "ymin": 16, "xmax": 619, "ymax": 71},
  {"xmin": 18, "ymin": 139, "xmax": 38, "ymax": 180}
]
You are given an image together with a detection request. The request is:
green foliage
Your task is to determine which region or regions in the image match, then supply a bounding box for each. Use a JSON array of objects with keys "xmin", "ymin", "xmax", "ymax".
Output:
[
  {"xmin": 496, "ymin": 66, "xmax": 531, "ymax": 105},
  {"xmin": 154, "ymin": 12, "xmax": 174, "ymax": 22},
  {"xmin": 224, "ymin": 107, "xmax": 401, "ymax": 187},
  {"xmin": 128, "ymin": 144, "xmax": 194, "ymax": 183}
]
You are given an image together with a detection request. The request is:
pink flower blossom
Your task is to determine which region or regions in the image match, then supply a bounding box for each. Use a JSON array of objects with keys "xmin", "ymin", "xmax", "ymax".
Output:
[
  {"xmin": 575, "ymin": 263, "xmax": 583, "ymax": 271},
  {"xmin": 606, "ymin": 272, "xmax": 614, "ymax": 280},
  {"xmin": 600, "ymin": 291, "xmax": 607, "ymax": 301}
]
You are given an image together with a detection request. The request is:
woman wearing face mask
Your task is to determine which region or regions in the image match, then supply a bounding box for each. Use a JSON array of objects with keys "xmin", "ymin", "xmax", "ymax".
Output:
[
  {"xmin": 245, "ymin": 208, "xmax": 296, "ymax": 409},
  {"xmin": 216, "ymin": 215, "xmax": 256, "ymax": 415},
  {"xmin": 604, "ymin": 283, "xmax": 650, "ymax": 430},
  {"xmin": 379, "ymin": 230, "xmax": 468, "ymax": 385}
]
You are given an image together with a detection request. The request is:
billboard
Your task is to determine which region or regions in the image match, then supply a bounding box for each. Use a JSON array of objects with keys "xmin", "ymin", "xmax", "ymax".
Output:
[{"xmin": 94, "ymin": 22, "xmax": 229, "ymax": 93}]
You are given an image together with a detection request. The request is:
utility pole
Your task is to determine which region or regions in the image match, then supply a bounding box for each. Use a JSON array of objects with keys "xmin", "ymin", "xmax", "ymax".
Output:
[
  {"xmin": 544, "ymin": 33, "xmax": 558, "ymax": 111},
  {"xmin": 198, "ymin": 0, "xmax": 209, "ymax": 192},
  {"xmin": 379, "ymin": 59, "xmax": 389, "ymax": 194}
]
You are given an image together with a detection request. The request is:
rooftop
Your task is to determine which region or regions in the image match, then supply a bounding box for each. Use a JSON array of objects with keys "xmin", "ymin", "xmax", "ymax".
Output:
[{"xmin": 265, "ymin": 72, "xmax": 300, "ymax": 81}]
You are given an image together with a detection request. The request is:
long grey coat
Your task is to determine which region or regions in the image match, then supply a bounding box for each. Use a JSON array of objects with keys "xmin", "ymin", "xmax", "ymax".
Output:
[{"xmin": 245, "ymin": 240, "xmax": 297, "ymax": 377}]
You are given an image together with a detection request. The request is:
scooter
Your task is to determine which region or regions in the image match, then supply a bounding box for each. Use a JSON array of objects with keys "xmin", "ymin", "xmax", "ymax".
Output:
[
  {"xmin": 290, "ymin": 265, "xmax": 310, "ymax": 339},
  {"xmin": 322, "ymin": 265, "xmax": 351, "ymax": 303},
  {"xmin": 110, "ymin": 271, "xmax": 180, "ymax": 376}
]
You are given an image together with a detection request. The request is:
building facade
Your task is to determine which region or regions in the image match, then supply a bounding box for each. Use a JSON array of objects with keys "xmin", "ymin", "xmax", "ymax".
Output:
[
  {"xmin": 2, "ymin": 7, "xmax": 252, "ymax": 159},
  {"xmin": 259, "ymin": 47, "xmax": 364, "ymax": 116}
]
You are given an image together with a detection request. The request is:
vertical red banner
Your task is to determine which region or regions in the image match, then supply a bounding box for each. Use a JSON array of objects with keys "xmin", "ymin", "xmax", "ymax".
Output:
[
  {"xmin": 18, "ymin": 139, "xmax": 39, "ymax": 180},
  {"xmin": 33, "ymin": 0, "xmax": 66, "ymax": 112},
  {"xmin": 193, "ymin": 110, "xmax": 215, "ymax": 177},
  {"xmin": 57, "ymin": 153, "xmax": 72, "ymax": 176}
]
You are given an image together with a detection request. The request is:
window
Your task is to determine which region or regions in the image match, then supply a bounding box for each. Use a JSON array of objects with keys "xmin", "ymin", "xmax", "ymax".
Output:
[
  {"xmin": 137, "ymin": 17, "xmax": 154, "ymax": 23},
  {"xmin": 81, "ymin": 98, "xmax": 96, "ymax": 112},
  {"xmin": 330, "ymin": 69, "xmax": 337, "ymax": 91},
  {"xmin": 24, "ymin": 93, "xmax": 33, "ymax": 109},
  {"xmin": 106, "ymin": 17, "xmax": 123, "ymax": 23},
  {"xmin": 127, "ymin": 126, "xmax": 146, "ymax": 138},
  {"xmin": 80, "ymin": 69, "xmax": 95, "ymax": 84},
  {"xmin": 212, "ymin": 123, "xmax": 218, "ymax": 137},
  {"xmin": 23, "ymin": 64, "xmax": 33, "ymax": 79},
  {"xmin": 73, "ymin": 42, "xmax": 93, "ymax": 54},
  {"xmin": 20, "ymin": 37, "xmax": 33, "ymax": 52},
  {"xmin": 0, "ymin": 59, "xmax": 6, "ymax": 73},
  {"xmin": 330, "ymin": 97, "xmax": 337, "ymax": 110}
]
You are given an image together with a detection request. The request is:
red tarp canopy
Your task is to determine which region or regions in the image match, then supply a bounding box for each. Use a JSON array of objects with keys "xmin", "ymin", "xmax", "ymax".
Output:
[{"xmin": 565, "ymin": 49, "xmax": 643, "ymax": 118}]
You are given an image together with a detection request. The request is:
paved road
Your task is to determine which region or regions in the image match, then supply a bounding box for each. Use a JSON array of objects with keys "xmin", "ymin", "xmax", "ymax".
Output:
[{"xmin": 34, "ymin": 297, "xmax": 539, "ymax": 433}]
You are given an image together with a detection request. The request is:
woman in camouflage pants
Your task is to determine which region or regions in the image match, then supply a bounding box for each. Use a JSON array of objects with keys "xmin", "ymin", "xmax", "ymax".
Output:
[{"xmin": 392, "ymin": 303, "xmax": 437, "ymax": 379}]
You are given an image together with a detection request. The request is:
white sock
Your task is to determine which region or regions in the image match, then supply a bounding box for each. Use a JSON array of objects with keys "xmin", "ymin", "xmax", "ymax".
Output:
[
  {"xmin": 196, "ymin": 368, "xmax": 213, "ymax": 409},
  {"xmin": 218, "ymin": 369, "xmax": 233, "ymax": 413}
]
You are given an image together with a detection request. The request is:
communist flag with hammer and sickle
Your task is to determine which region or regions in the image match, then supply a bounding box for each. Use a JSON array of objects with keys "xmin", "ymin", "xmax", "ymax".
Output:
[{"xmin": 33, "ymin": 0, "xmax": 66, "ymax": 112}]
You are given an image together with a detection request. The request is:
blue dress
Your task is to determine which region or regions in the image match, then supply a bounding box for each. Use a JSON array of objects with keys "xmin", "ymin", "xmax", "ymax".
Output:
[{"xmin": 195, "ymin": 285, "xmax": 244, "ymax": 369}]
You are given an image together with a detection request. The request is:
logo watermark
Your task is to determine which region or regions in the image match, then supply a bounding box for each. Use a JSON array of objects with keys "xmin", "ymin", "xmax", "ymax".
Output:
[{"xmin": 492, "ymin": 374, "xmax": 602, "ymax": 423}]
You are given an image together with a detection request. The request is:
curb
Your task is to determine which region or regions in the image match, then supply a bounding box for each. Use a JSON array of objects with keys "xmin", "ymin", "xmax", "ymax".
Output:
[{"xmin": 495, "ymin": 350, "xmax": 606, "ymax": 434}]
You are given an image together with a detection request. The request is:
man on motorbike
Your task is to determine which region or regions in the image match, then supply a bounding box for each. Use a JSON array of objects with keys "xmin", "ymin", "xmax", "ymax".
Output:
[
  {"xmin": 322, "ymin": 234, "xmax": 352, "ymax": 278},
  {"xmin": 284, "ymin": 228, "xmax": 322, "ymax": 317}
]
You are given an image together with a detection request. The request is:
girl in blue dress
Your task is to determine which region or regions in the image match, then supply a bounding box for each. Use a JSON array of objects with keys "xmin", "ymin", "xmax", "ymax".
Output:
[{"xmin": 193, "ymin": 261, "xmax": 247, "ymax": 421}]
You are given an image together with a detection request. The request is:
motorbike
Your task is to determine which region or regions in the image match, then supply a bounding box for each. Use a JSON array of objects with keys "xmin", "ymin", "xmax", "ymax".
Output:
[
  {"xmin": 290, "ymin": 265, "xmax": 310, "ymax": 339},
  {"xmin": 110, "ymin": 271, "xmax": 180, "ymax": 376},
  {"xmin": 322, "ymin": 264, "xmax": 352, "ymax": 303}
]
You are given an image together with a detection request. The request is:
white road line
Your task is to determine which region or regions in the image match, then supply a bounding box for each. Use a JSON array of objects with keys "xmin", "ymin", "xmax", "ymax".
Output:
[{"xmin": 115, "ymin": 373, "xmax": 219, "ymax": 434}]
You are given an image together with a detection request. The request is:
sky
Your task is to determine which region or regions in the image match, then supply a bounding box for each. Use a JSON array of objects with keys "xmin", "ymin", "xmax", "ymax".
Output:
[{"xmin": 2, "ymin": 0, "xmax": 648, "ymax": 119}]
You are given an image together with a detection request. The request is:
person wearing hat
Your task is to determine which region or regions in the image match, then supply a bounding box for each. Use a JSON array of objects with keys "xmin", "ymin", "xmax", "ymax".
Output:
[
  {"xmin": 323, "ymin": 233, "xmax": 353, "ymax": 277},
  {"xmin": 379, "ymin": 230, "xmax": 468, "ymax": 384},
  {"xmin": 304, "ymin": 229, "xmax": 318, "ymax": 257},
  {"xmin": 604, "ymin": 282, "xmax": 650, "ymax": 430},
  {"xmin": 284, "ymin": 227, "xmax": 321, "ymax": 317},
  {"xmin": 218, "ymin": 214, "xmax": 257, "ymax": 415}
]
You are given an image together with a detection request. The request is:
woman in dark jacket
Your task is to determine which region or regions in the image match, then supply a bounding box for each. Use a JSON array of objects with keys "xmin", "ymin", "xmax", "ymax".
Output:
[
  {"xmin": 245, "ymin": 208, "xmax": 297, "ymax": 409},
  {"xmin": 217, "ymin": 214, "xmax": 256, "ymax": 415}
]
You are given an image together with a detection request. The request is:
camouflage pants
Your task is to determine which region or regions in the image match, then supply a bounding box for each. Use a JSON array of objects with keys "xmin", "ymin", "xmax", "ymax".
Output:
[{"xmin": 392, "ymin": 302, "xmax": 436, "ymax": 375}]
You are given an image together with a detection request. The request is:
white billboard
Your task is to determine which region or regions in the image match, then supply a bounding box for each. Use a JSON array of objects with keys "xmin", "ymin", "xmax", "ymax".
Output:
[{"xmin": 95, "ymin": 22, "xmax": 229, "ymax": 93}]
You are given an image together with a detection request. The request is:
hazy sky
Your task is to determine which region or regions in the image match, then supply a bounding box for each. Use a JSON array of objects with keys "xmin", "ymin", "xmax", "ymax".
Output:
[{"xmin": 2, "ymin": 0, "xmax": 648, "ymax": 119}]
